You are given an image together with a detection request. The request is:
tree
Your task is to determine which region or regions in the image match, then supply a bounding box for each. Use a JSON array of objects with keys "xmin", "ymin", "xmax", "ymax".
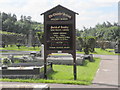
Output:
[
  {"xmin": 3, "ymin": 18, "xmax": 14, "ymax": 32},
  {"xmin": 87, "ymin": 37, "xmax": 96, "ymax": 52},
  {"xmin": 78, "ymin": 37, "xmax": 96, "ymax": 54},
  {"xmin": 37, "ymin": 32, "xmax": 44, "ymax": 44},
  {"xmin": 2, "ymin": 43, "xmax": 5, "ymax": 48},
  {"xmin": 2, "ymin": 12, "xmax": 8, "ymax": 22},
  {"xmin": 27, "ymin": 16, "xmax": 32, "ymax": 23},
  {"xmin": 77, "ymin": 37, "xmax": 83, "ymax": 51},
  {"xmin": 83, "ymin": 39, "xmax": 90, "ymax": 55},
  {"xmin": 16, "ymin": 44, "xmax": 21, "ymax": 49},
  {"xmin": 12, "ymin": 14, "xmax": 17, "ymax": 22},
  {"xmin": 106, "ymin": 21, "xmax": 112, "ymax": 27},
  {"xmin": 20, "ymin": 15, "xmax": 24, "ymax": 22},
  {"xmin": 32, "ymin": 44, "xmax": 36, "ymax": 49}
]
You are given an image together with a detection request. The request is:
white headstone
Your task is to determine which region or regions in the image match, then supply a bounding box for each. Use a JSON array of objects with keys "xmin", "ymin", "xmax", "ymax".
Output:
[{"xmin": 41, "ymin": 44, "xmax": 44, "ymax": 58}]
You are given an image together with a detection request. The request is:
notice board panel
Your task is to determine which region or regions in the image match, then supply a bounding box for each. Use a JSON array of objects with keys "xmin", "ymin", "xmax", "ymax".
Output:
[{"xmin": 46, "ymin": 24, "xmax": 73, "ymax": 50}]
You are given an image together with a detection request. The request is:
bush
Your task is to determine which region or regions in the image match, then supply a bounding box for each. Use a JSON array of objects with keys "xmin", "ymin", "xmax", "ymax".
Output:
[
  {"xmin": 16, "ymin": 44, "xmax": 21, "ymax": 49},
  {"xmin": 2, "ymin": 58, "xmax": 12, "ymax": 65},
  {"xmin": 2, "ymin": 43, "xmax": 5, "ymax": 48},
  {"xmin": 78, "ymin": 37, "xmax": 96, "ymax": 55}
]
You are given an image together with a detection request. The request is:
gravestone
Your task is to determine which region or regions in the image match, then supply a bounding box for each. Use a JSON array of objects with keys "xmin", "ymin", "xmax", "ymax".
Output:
[
  {"xmin": 114, "ymin": 40, "xmax": 120, "ymax": 53},
  {"xmin": 41, "ymin": 5, "xmax": 78, "ymax": 80},
  {"xmin": 28, "ymin": 30, "xmax": 32, "ymax": 47},
  {"xmin": 41, "ymin": 44, "xmax": 44, "ymax": 58}
]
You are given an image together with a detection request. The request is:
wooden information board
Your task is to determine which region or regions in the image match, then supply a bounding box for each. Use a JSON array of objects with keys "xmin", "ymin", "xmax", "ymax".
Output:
[{"xmin": 41, "ymin": 5, "xmax": 78, "ymax": 80}]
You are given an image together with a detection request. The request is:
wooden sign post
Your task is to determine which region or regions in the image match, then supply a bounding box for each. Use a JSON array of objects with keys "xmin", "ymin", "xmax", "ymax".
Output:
[{"xmin": 41, "ymin": 5, "xmax": 78, "ymax": 80}]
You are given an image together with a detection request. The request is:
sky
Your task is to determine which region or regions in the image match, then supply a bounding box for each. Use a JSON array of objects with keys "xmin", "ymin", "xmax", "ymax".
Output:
[{"xmin": 0, "ymin": 0, "xmax": 119, "ymax": 30}]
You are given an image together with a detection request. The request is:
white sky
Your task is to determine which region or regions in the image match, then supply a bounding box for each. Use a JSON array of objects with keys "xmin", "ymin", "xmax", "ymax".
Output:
[{"xmin": 0, "ymin": 0, "xmax": 119, "ymax": 30}]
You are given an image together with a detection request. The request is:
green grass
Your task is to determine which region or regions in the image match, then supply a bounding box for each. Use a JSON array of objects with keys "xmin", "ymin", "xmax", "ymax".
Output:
[
  {"xmin": 77, "ymin": 48, "xmax": 119, "ymax": 55},
  {"xmin": 0, "ymin": 31, "xmax": 23, "ymax": 35},
  {"xmin": 0, "ymin": 78, "xmax": 89, "ymax": 85},
  {"xmin": 92, "ymin": 48, "xmax": 115, "ymax": 55},
  {"xmin": 48, "ymin": 58, "xmax": 100, "ymax": 82},
  {"xmin": 1, "ymin": 58, "xmax": 100, "ymax": 85},
  {"xmin": 106, "ymin": 48, "xmax": 114, "ymax": 51},
  {"xmin": 0, "ymin": 45, "xmax": 40, "ymax": 51},
  {"xmin": 1, "ymin": 46, "xmax": 119, "ymax": 55}
]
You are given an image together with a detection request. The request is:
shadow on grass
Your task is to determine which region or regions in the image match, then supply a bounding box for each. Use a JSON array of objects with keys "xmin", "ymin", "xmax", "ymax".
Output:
[
  {"xmin": 81, "ymin": 60, "xmax": 89, "ymax": 66},
  {"xmin": 91, "ymin": 51, "xmax": 98, "ymax": 54},
  {"xmin": 81, "ymin": 59, "xmax": 95, "ymax": 66},
  {"xmin": 48, "ymin": 70, "xmax": 58, "ymax": 79}
]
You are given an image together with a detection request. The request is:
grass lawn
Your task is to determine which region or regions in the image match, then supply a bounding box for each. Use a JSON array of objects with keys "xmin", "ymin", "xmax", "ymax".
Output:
[
  {"xmin": 77, "ymin": 48, "xmax": 119, "ymax": 55},
  {"xmin": 1, "ymin": 46, "xmax": 119, "ymax": 55},
  {"xmin": 1, "ymin": 58, "xmax": 100, "ymax": 85},
  {"xmin": 0, "ymin": 45, "xmax": 40, "ymax": 51}
]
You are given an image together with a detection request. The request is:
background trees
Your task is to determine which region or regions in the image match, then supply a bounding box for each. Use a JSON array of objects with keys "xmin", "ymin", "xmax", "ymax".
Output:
[
  {"xmin": 77, "ymin": 22, "xmax": 119, "ymax": 50},
  {"xmin": 78, "ymin": 21, "xmax": 119, "ymax": 42},
  {"xmin": 0, "ymin": 12, "xmax": 119, "ymax": 50},
  {"xmin": 1, "ymin": 12, "xmax": 43, "ymax": 35}
]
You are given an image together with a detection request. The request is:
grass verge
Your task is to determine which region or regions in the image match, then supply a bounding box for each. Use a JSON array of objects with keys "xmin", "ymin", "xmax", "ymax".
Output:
[
  {"xmin": 0, "ymin": 45, "xmax": 40, "ymax": 51},
  {"xmin": 1, "ymin": 46, "xmax": 119, "ymax": 55},
  {"xmin": 0, "ymin": 58, "xmax": 100, "ymax": 85},
  {"xmin": 77, "ymin": 48, "xmax": 119, "ymax": 55}
]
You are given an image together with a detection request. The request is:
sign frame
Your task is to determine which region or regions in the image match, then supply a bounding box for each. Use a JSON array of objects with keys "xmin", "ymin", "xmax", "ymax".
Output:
[{"xmin": 41, "ymin": 5, "xmax": 78, "ymax": 80}]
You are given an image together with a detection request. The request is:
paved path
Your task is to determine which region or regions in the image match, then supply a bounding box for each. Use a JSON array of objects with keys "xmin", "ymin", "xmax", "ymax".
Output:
[
  {"xmin": 0, "ymin": 54, "xmax": 119, "ymax": 89},
  {"xmin": 93, "ymin": 55, "xmax": 118, "ymax": 87},
  {"xmin": 0, "ymin": 81, "xmax": 118, "ymax": 88}
]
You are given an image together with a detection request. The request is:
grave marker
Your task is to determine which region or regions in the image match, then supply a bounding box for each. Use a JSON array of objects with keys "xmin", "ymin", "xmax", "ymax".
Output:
[{"xmin": 28, "ymin": 30, "xmax": 32, "ymax": 47}]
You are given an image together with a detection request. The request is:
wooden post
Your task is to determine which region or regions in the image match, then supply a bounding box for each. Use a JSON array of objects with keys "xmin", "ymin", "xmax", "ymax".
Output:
[
  {"xmin": 73, "ymin": 52, "xmax": 77, "ymax": 80},
  {"xmin": 44, "ymin": 54, "xmax": 47, "ymax": 79},
  {"xmin": 74, "ymin": 59, "xmax": 76, "ymax": 80}
]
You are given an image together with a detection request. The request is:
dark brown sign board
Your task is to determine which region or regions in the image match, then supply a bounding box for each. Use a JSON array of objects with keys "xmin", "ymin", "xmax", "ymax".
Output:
[{"xmin": 41, "ymin": 5, "xmax": 78, "ymax": 80}]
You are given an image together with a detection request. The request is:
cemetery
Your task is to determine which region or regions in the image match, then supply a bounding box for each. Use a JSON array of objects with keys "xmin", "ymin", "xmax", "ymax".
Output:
[
  {"xmin": 0, "ymin": 52, "xmax": 53, "ymax": 79},
  {"xmin": 0, "ymin": 4, "xmax": 119, "ymax": 89}
]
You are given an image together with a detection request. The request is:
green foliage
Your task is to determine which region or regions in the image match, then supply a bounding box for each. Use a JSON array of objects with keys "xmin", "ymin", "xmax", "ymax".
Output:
[
  {"xmin": 92, "ymin": 48, "xmax": 116, "ymax": 55},
  {"xmin": 1, "ymin": 43, "xmax": 6, "ymax": 48},
  {"xmin": 36, "ymin": 32, "xmax": 44, "ymax": 44},
  {"xmin": 77, "ymin": 37, "xmax": 83, "ymax": 46},
  {"xmin": 0, "ymin": 31, "xmax": 23, "ymax": 35},
  {"xmin": 0, "ymin": 45, "xmax": 40, "ymax": 51},
  {"xmin": 78, "ymin": 22, "xmax": 119, "ymax": 42},
  {"xmin": 32, "ymin": 44, "xmax": 37, "ymax": 49},
  {"xmin": 77, "ymin": 22, "xmax": 118, "ymax": 50},
  {"xmin": 16, "ymin": 44, "xmax": 21, "ymax": 49},
  {"xmin": 77, "ymin": 48, "xmax": 119, "ymax": 55},
  {"xmin": 1, "ymin": 78, "xmax": 90, "ymax": 85},
  {"xmin": 77, "ymin": 37, "xmax": 96, "ymax": 54},
  {"xmin": 1, "ymin": 58, "xmax": 12, "ymax": 65},
  {"xmin": 1, "ymin": 12, "xmax": 43, "ymax": 34},
  {"xmin": 87, "ymin": 37, "xmax": 96, "ymax": 52},
  {"xmin": 76, "ymin": 37, "xmax": 83, "ymax": 51}
]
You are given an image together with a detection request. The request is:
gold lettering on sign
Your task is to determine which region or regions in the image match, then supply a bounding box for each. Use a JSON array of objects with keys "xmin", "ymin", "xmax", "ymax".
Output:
[
  {"xmin": 48, "ymin": 12, "xmax": 72, "ymax": 21},
  {"xmin": 47, "ymin": 25, "xmax": 72, "ymax": 50}
]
